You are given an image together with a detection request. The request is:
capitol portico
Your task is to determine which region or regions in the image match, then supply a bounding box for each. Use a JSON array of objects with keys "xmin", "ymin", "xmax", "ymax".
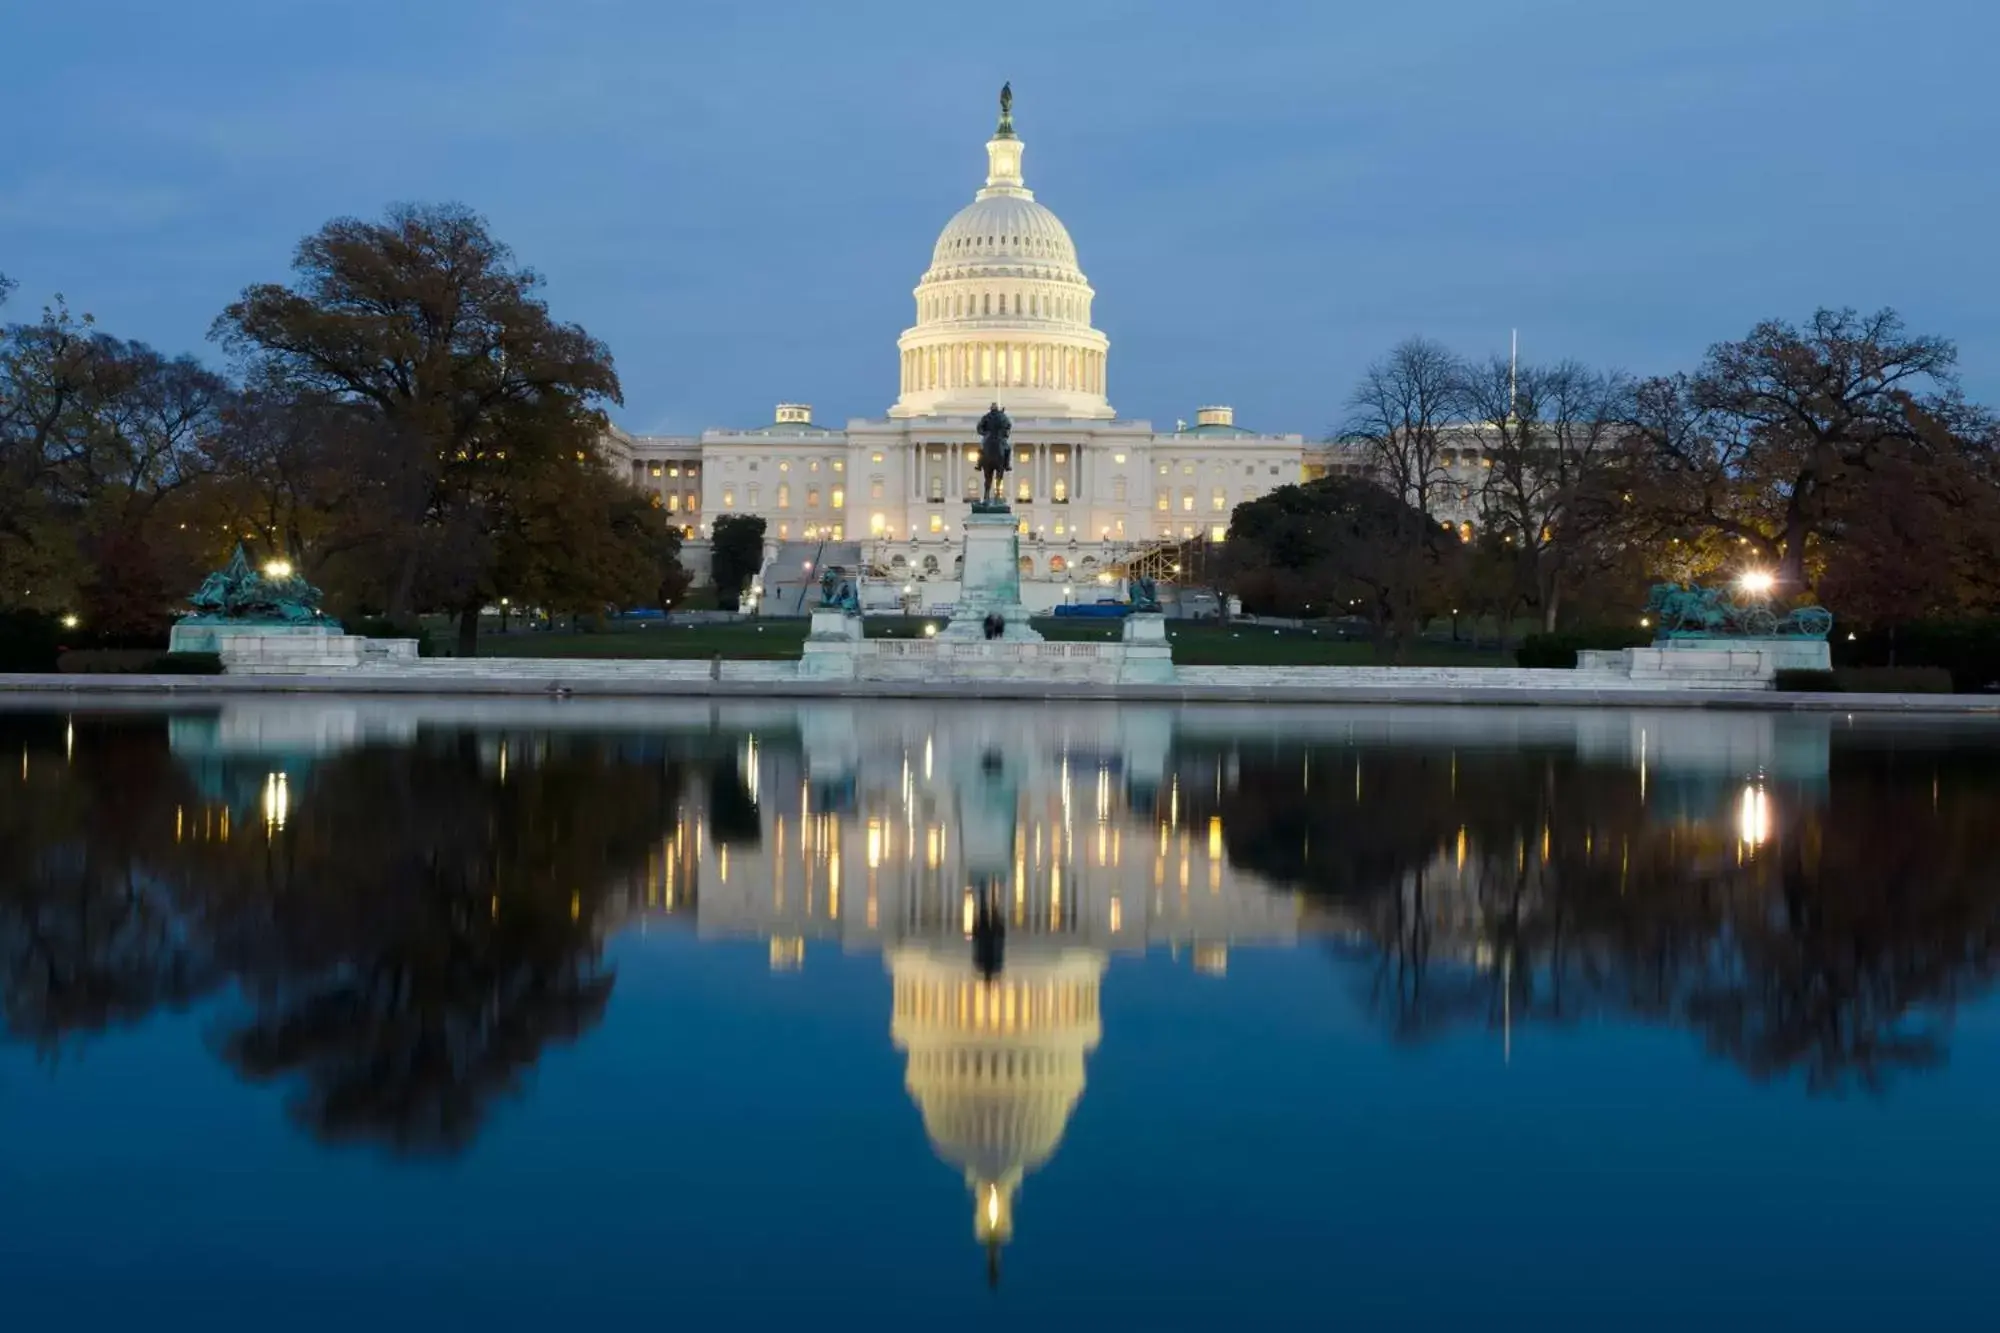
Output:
[{"xmin": 604, "ymin": 90, "xmax": 1327, "ymax": 609}]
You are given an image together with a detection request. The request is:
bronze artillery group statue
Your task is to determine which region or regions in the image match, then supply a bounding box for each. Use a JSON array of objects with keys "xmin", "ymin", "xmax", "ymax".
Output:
[{"xmin": 1645, "ymin": 582, "xmax": 1832, "ymax": 639}]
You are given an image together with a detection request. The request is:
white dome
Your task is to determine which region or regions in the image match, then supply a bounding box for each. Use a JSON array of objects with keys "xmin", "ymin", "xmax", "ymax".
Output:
[
  {"xmin": 930, "ymin": 195, "xmax": 1079, "ymax": 274},
  {"xmin": 890, "ymin": 97, "xmax": 1112, "ymax": 420}
]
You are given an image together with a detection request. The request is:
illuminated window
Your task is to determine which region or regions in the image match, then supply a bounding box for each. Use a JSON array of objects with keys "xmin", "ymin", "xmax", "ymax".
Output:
[
  {"xmin": 1114, "ymin": 519, "xmax": 1125, "ymax": 538},
  {"xmin": 776, "ymin": 484, "xmax": 791, "ymax": 508},
  {"xmin": 684, "ymin": 492, "xmax": 698, "ymax": 512},
  {"xmin": 831, "ymin": 487, "xmax": 844, "ymax": 509},
  {"xmin": 1050, "ymin": 555, "xmax": 1067, "ymax": 573},
  {"xmin": 1156, "ymin": 491, "xmax": 1169, "ymax": 511},
  {"xmin": 1181, "ymin": 490, "xmax": 1195, "ymax": 512},
  {"xmin": 1113, "ymin": 452, "xmax": 1126, "ymax": 464},
  {"xmin": 1052, "ymin": 478, "xmax": 1068, "ymax": 503},
  {"xmin": 929, "ymin": 513, "xmax": 944, "ymax": 534},
  {"xmin": 649, "ymin": 464, "xmax": 663, "ymax": 478},
  {"xmin": 806, "ymin": 488, "xmax": 820, "ymax": 508},
  {"xmin": 1053, "ymin": 519, "xmax": 1066, "ymax": 536},
  {"xmin": 1157, "ymin": 462, "xmax": 1169, "ymax": 475},
  {"xmin": 649, "ymin": 493, "xmax": 663, "ymax": 509},
  {"xmin": 809, "ymin": 460, "xmax": 819, "ymax": 472},
  {"xmin": 779, "ymin": 461, "xmax": 791, "ymax": 472},
  {"xmin": 1211, "ymin": 524, "xmax": 1227, "ymax": 542},
  {"xmin": 668, "ymin": 465, "xmax": 681, "ymax": 478},
  {"xmin": 870, "ymin": 512, "xmax": 886, "ymax": 534},
  {"xmin": 871, "ymin": 452, "xmax": 885, "ymax": 463},
  {"xmin": 1211, "ymin": 489, "xmax": 1226, "ymax": 511},
  {"xmin": 1182, "ymin": 463, "xmax": 1195, "ymax": 476},
  {"xmin": 832, "ymin": 460, "xmax": 843, "ymax": 472},
  {"xmin": 723, "ymin": 490, "xmax": 736, "ymax": 508},
  {"xmin": 778, "ymin": 523, "xmax": 790, "ymax": 539},
  {"xmin": 1017, "ymin": 478, "xmax": 1032, "ymax": 502},
  {"xmin": 829, "ymin": 524, "xmax": 843, "ymax": 539},
  {"xmin": 668, "ymin": 493, "xmax": 681, "ymax": 513}
]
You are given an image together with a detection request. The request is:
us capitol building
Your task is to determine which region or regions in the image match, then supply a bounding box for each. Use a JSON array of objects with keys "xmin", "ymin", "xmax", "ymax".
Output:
[{"xmin": 604, "ymin": 89, "xmax": 1337, "ymax": 607}]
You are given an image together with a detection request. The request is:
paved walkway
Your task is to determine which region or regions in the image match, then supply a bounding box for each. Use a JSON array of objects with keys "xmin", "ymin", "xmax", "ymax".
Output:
[{"xmin": 3, "ymin": 668, "xmax": 1996, "ymax": 712}]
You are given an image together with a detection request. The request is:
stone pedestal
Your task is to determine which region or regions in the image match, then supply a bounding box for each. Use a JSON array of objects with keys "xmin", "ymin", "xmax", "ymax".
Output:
[
  {"xmin": 1118, "ymin": 613, "xmax": 1175, "ymax": 683},
  {"xmin": 939, "ymin": 510, "xmax": 1041, "ymax": 642},
  {"xmin": 799, "ymin": 608, "xmax": 865, "ymax": 680},
  {"xmin": 1577, "ymin": 637, "xmax": 1831, "ymax": 689},
  {"xmin": 169, "ymin": 619, "xmax": 420, "ymax": 673}
]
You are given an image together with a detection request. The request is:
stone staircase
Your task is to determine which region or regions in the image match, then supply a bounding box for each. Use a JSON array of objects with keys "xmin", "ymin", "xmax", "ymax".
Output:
[{"xmin": 759, "ymin": 540, "xmax": 865, "ymax": 616}]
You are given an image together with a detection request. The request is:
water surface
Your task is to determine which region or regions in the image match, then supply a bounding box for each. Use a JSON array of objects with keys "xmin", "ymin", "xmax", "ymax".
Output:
[{"xmin": 3, "ymin": 699, "xmax": 1997, "ymax": 1330}]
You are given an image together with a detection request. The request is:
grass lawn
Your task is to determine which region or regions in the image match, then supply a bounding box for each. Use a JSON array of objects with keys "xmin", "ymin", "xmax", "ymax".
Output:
[{"xmin": 457, "ymin": 617, "xmax": 1514, "ymax": 667}]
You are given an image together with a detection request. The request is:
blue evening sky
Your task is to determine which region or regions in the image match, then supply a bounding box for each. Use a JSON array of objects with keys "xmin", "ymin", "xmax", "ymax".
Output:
[{"xmin": 3, "ymin": 0, "xmax": 1995, "ymax": 438}]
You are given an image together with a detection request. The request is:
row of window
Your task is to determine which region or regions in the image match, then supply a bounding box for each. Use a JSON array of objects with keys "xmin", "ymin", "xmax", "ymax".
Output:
[
  {"xmin": 718, "ymin": 458, "xmax": 845, "ymax": 474},
  {"xmin": 1154, "ymin": 488, "xmax": 1248, "ymax": 512},
  {"xmin": 922, "ymin": 289, "xmax": 1085, "ymax": 322},
  {"xmin": 1157, "ymin": 460, "xmax": 1284, "ymax": 477},
  {"xmin": 719, "ymin": 486, "xmax": 845, "ymax": 511}
]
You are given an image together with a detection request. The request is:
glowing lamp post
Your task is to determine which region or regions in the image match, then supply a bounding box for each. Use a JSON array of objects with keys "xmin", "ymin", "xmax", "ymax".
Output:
[{"xmin": 1737, "ymin": 570, "xmax": 1775, "ymax": 598}]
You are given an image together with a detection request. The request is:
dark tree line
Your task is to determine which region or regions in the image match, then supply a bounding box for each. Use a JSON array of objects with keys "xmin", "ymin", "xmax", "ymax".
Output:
[
  {"xmin": 3, "ymin": 207, "xmax": 690, "ymax": 654},
  {"xmin": 1225, "ymin": 310, "xmax": 2000, "ymax": 644}
]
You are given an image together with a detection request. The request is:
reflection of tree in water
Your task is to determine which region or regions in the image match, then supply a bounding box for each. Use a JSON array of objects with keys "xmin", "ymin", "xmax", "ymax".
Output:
[
  {"xmin": 0, "ymin": 717, "xmax": 735, "ymax": 1154},
  {"xmin": 1174, "ymin": 734, "xmax": 2000, "ymax": 1094},
  {"xmin": 189, "ymin": 735, "xmax": 688, "ymax": 1154},
  {"xmin": 0, "ymin": 714, "xmax": 216, "ymax": 1053}
]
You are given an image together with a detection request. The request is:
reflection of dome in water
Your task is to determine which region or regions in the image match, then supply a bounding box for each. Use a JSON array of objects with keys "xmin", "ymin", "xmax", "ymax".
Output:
[{"xmin": 889, "ymin": 943, "xmax": 1104, "ymax": 1263}]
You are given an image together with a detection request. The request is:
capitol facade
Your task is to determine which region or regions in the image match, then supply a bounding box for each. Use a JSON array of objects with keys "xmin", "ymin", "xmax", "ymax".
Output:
[{"xmin": 604, "ymin": 92, "xmax": 1341, "ymax": 610}]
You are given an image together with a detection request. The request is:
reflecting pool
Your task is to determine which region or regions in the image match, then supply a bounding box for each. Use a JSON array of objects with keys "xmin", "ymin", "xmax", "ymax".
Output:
[{"xmin": 3, "ymin": 699, "xmax": 1999, "ymax": 1330}]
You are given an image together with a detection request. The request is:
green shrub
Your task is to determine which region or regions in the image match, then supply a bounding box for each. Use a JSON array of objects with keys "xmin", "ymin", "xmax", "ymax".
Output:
[
  {"xmin": 56, "ymin": 649, "xmax": 225, "ymax": 675},
  {"xmin": 58, "ymin": 649, "xmax": 163, "ymax": 673},
  {"xmin": 1834, "ymin": 666, "xmax": 1954, "ymax": 694},
  {"xmin": 346, "ymin": 616, "xmax": 437, "ymax": 657},
  {"xmin": 1773, "ymin": 666, "xmax": 1955, "ymax": 694},
  {"xmin": 0, "ymin": 609, "xmax": 64, "ymax": 672},
  {"xmin": 1516, "ymin": 627, "xmax": 1652, "ymax": 669},
  {"xmin": 1834, "ymin": 620, "xmax": 2000, "ymax": 692},
  {"xmin": 154, "ymin": 651, "xmax": 224, "ymax": 675}
]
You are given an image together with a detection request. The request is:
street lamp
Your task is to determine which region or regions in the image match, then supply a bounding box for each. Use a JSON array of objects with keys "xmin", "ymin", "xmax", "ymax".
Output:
[
  {"xmin": 1737, "ymin": 570, "xmax": 1775, "ymax": 598},
  {"xmin": 264, "ymin": 559, "xmax": 294, "ymax": 580},
  {"xmin": 61, "ymin": 614, "xmax": 79, "ymax": 630}
]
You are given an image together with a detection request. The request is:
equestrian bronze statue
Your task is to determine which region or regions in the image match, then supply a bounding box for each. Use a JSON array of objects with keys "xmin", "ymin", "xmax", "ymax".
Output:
[{"xmin": 974, "ymin": 402, "xmax": 1012, "ymax": 510}]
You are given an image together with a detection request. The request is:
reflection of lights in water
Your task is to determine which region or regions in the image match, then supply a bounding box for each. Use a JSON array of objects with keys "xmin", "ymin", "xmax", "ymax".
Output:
[
  {"xmin": 867, "ymin": 820, "xmax": 883, "ymax": 868},
  {"xmin": 261, "ymin": 772, "xmax": 289, "ymax": 831},
  {"xmin": 962, "ymin": 890, "xmax": 975, "ymax": 936},
  {"xmin": 1738, "ymin": 784, "xmax": 1771, "ymax": 846},
  {"xmin": 1207, "ymin": 815, "xmax": 1222, "ymax": 860},
  {"xmin": 742, "ymin": 735, "xmax": 760, "ymax": 803},
  {"xmin": 985, "ymin": 1185, "xmax": 1001, "ymax": 1228}
]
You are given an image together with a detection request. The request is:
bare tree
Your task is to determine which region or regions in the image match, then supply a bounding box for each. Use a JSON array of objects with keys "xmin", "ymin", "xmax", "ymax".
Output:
[
  {"xmin": 1461, "ymin": 355, "xmax": 1632, "ymax": 631},
  {"xmin": 1341, "ymin": 338, "xmax": 1467, "ymax": 650}
]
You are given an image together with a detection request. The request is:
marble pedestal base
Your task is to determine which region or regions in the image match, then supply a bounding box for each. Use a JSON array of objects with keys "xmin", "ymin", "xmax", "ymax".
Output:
[
  {"xmin": 939, "ymin": 510, "xmax": 1040, "ymax": 642},
  {"xmin": 169, "ymin": 619, "xmax": 420, "ymax": 673},
  {"xmin": 1577, "ymin": 637, "xmax": 1831, "ymax": 688}
]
